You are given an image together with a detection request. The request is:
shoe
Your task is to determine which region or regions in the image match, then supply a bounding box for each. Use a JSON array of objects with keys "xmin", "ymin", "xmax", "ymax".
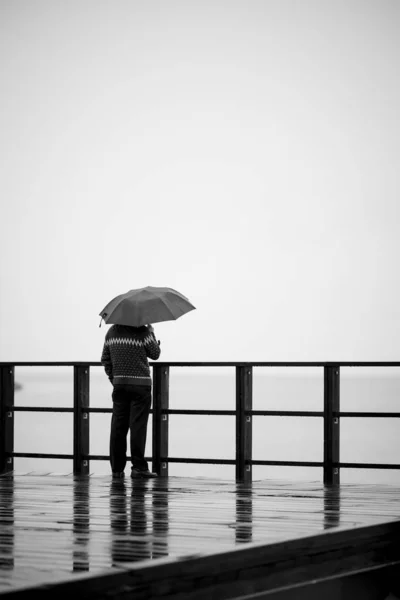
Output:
[
  {"xmin": 112, "ymin": 471, "xmax": 125, "ymax": 479},
  {"xmin": 131, "ymin": 468, "xmax": 158, "ymax": 479}
]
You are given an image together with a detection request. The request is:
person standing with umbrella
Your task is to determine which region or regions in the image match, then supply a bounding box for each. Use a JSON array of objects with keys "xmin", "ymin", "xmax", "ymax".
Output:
[
  {"xmin": 101, "ymin": 322, "xmax": 160, "ymax": 479},
  {"xmin": 100, "ymin": 287, "xmax": 195, "ymax": 479}
]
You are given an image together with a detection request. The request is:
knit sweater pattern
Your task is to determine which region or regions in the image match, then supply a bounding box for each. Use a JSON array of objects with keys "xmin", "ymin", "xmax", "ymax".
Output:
[{"xmin": 101, "ymin": 324, "xmax": 161, "ymax": 387}]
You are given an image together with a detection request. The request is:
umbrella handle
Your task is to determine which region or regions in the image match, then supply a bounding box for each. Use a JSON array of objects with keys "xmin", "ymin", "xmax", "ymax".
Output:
[{"xmin": 99, "ymin": 317, "xmax": 102, "ymax": 328}]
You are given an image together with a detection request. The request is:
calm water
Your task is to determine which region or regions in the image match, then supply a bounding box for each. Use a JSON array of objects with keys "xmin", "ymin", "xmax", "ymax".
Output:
[{"xmin": 13, "ymin": 367, "xmax": 400, "ymax": 483}]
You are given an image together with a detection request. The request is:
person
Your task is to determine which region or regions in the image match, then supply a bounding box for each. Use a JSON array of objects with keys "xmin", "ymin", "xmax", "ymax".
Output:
[{"xmin": 101, "ymin": 323, "xmax": 161, "ymax": 479}]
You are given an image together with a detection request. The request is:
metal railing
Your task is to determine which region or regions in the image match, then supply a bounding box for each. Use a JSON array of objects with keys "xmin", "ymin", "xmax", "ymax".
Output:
[{"xmin": 1, "ymin": 362, "xmax": 400, "ymax": 483}]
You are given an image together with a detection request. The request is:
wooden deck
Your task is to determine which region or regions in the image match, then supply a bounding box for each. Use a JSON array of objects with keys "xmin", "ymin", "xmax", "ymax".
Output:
[{"xmin": 0, "ymin": 473, "xmax": 400, "ymax": 599}]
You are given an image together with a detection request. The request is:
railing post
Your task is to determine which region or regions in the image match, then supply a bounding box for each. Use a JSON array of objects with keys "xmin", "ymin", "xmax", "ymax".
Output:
[
  {"xmin": 236, "ymin": 366, "xmax": 253, "ymax": 482},
  {"xmin": 0, "ymin": 366, "xmax": 15, "ymax": 474},
  {"xmin": 73, "ymin": 366, "xmax": 90, "ymax": 475},
  {"xmin": 324, "ymin": 365, "xmax": 340, "ymax": 484},
  {"xmin": 152, "ymin": 365, "xmax": 169, "ymax": 477}
]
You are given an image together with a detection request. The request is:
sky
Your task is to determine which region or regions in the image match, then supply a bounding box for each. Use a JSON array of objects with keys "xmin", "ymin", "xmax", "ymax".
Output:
[{"xmin": 1, "ymin": 0, "xmax": 399, "ymax": 363}]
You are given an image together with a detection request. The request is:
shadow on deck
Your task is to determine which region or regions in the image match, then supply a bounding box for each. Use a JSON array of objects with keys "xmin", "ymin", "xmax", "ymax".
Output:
[{"xmin": 0, "ymin": 474, "xmax": 400, "ymax": 599}]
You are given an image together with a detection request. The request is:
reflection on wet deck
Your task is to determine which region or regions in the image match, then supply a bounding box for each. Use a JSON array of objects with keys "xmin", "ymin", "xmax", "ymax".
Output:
[{"xmin": 0, "ymin": 474, "xmax": 400, "ymax": 595}]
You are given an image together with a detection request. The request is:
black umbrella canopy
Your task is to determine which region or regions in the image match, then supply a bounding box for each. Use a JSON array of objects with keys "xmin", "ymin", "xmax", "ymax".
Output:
[{"xmin": 99, "ymin": 286, "xmax": 195, "ymax": 327}]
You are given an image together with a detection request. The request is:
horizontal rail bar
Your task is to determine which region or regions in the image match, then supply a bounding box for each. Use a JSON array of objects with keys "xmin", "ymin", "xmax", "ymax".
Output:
[
  {"xmin": 153, "ymin": 362, "xmax": 400, "ymax": 367},
  {"xmin": 337, "ymin": 412, "xmax": 400, "ymax": 418},
  {"xmin": 251, "ymin": 460, "xmax": 322, "ymax": 467},
  {"xmin": 10, "ymin": 407, "xmax": 116, "ymax": 415},
  {"xmin": 12, "ymin": 452, "xmax": 74, "ymax": 459},
  {"xmin": 10, "ymin": 452, "xmax": 400, "ymax": 470},
  {"xmin": 164, "ymin": 459, "xmax": 400, "ymax": 469},
  {"xmin": 3, "ymin": 361, "xmax": 400, "ymax": 367},
  {"xmin": 8, "ymin": 407, "xmax": 400, "ymax": 418},
  {"xmin": 87, "ymin": 455, "xmax": 235, "ymax": 464},
  {"xmin": 6, "ymin": 407, "xmax": 324, "ymax": 417},
  {"xmin": 163, "ymin": 457, "xmax": 236, "ymax": 465},
  {"xmin": 339, "ymin": 462, "xmax": 400, "ymax": 470},
  {"xmin": 251, "ymin": 411, "xmax": 323, "ymax": 417},
  {"xmin": 1, "ymin": 363, "xmax": 96, "ymax": 367},
  {"xmin": 88, "ymin": 454, "xmax": 113, "ymax": 461},
  {"xmin": 12, "ymin": 453, "xmax": 153, "ymax": 463},
  {"xmin": 251, "ymin": 461, "xmax": 400, "ymax": 470},
  {"xmin": 163, "ymin": 458, "xmax": 322, "ymax": 467},
  {"xmin": 251, "ymin": 461, "xmax": 399, "ymax": 470},
  {"xmin": 11, "ymin": 407, "xmax": 74, "ymax": 413},
  {"xmin": 166, "ymin": 409, "xmax": 236, "ymax": 416},
  {"xmin": 88, "ymin": 455, "xmax": 151, "ymax": 461}
]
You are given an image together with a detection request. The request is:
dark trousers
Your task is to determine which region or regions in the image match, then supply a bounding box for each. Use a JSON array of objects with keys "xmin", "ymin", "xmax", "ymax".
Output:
[{"xmin": 110, "ymin": 385, "xmax": 152, "ymax": 473}]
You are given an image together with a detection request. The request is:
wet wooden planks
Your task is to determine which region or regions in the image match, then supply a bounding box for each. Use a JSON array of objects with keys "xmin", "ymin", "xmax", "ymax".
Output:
[{"xmin": 0, "ymin": 474, "xmax": 399, "ymax": 598}]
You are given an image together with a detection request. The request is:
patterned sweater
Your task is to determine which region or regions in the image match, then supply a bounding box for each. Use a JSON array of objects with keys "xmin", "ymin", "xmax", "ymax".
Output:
[{"xmin": 101, "ymin": 324, "xmax": 161, "ymax": 387}]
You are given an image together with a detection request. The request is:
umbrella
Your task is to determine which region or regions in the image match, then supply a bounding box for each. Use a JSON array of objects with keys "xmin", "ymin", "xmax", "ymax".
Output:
[{"xmin": 99, "ymin": 286, "xmax": 195, "ymax": 327}]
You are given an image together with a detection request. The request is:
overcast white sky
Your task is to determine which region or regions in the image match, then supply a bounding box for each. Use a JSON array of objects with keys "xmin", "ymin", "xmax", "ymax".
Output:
[{"xmin": 1, "ymin": 0, "xmax": 399, "ymax": 363}]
